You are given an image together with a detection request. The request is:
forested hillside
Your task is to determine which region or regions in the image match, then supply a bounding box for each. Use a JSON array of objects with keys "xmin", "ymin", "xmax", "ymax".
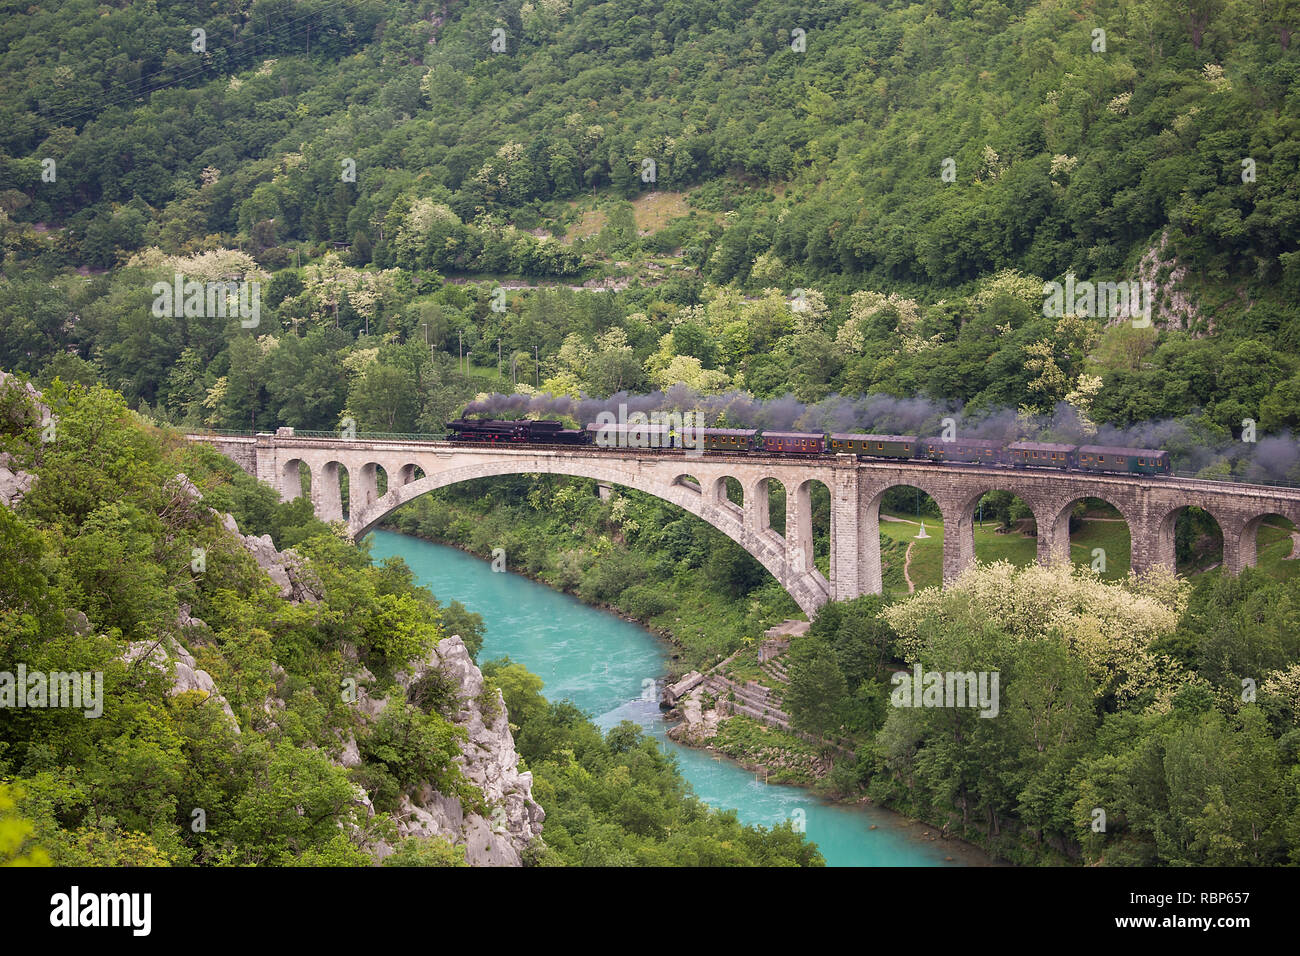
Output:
[
  {"xmin": 2, "ymin": 0, "xmax": 1297, "ymax": 288},
  {"xmin": 0, "ymin": 0, "xmax": 1298, "ymax": 870},
  {"xmin": 1, "ymin": 0, "xmax": 1297, "ymax": 467}
]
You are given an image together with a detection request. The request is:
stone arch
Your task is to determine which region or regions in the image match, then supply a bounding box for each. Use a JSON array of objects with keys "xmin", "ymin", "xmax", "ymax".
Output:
[
  {"xmin": 1151, "ymin": 502, "xmax": 1225, "ymax": 575},
  {"xmin": 964, "ymin": 487, "xmax": 1045, "ymax": 569},
  {"xmin": 747, "ymin": 475, "xmax": 789, "ymax": 541},
  {"xmin": 1044, "ymin": 492, "xmax": 1141, "ymax": 575},
  {"xmin": 1240, "ymin": 510, "xmax": 1300, "ymax": 571},
  {"xmin": 858, "ymin": 478, "xmax": 950, "ymax": 595},
  {"xmin": 941, "ymin": 483, "xmax": 1053, "ymax": 582},
  {"xmin": 673, "ymin": 473, "xmax": 702, "ymax": 493},
  {"xmin": 314, "ymin": 460, "xmax": 349, "ymax": 523},
  {"xmin": 357, "ymin": 462, "xmax": 389, "ymax": 513},
  {"xmin": 793, "ymin": 477, "xmax": 832, "ymax": 576},
  {"xmin": 351, "ymin": 458, "xmax": 830, "ymax": 616},
  {"xmin": 281, "ymin": 458, "xmax": 308, "ymax": 502},
  {"xmin": 713, "ymin": 476, "xmax": 744, "ymax": 520},
  {"xmin": 397, "ymin": 463, "xmax": 425, "ymax": 487}
]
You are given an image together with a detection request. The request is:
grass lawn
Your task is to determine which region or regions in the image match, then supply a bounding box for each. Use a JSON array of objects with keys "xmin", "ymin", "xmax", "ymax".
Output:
[
  {"xmin": 877, "ymin": 509, "xmax": 1300, "ymax": 594},
  {"xmin": 1253, "ymin": 518, "xmax": 1300, "ymax": 582},
  {"xmin": 631, "ymin": 190, "xmax": 692, "ymax": 233},
  {"xmin": 873, "ymin": 509, "xmax": 1209, "ymax": 594},
  {"xmin": 878, "ymin": 512, "xmax": 944, "ymax": 594},
  {"xmin": 564, "ymin": 205, "xmax": 607, "ymax": 242},
  {"xmin": 1066, "ymin": 518, "xmax": 1132, "ymax": 579}
]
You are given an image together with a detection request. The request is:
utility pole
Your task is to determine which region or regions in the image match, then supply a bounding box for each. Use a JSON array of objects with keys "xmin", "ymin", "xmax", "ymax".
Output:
[
  {"xmin": 459, "ymin": 329, "xmax": 463, "ymax": 372},
  {"xmin": 498, "ymin": 338, "xmax": 502, "ymax": 377},
  {"xmin": 534, "ymin": 345, "xmax": 539, "ymax": 387}
]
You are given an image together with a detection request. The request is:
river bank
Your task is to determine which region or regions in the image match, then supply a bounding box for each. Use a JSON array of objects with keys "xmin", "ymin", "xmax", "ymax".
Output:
[{"xmin": 369, "ymin": 525, "xmax": 1004, "ymax": 866}]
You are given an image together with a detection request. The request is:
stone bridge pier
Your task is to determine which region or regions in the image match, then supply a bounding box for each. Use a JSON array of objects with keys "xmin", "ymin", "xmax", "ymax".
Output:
[{"xmin": 191, "ymin": 433, "xmax": 1300, "ymax": 619}]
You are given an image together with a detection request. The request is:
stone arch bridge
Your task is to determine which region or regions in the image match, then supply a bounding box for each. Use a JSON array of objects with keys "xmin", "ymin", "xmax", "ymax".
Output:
[{"xmin": 189, "ymin": 432, "xmax": 1300, "ymax": 618}]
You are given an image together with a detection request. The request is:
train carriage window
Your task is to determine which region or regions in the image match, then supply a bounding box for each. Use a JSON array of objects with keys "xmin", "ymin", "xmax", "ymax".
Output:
[
  {"xmin": 1117, "ymin": 456, "xmax": 1125, "ymax": 464},
  {"xmin": 876, "ymin": 442, "xmax": 884, "ymax": 450},
  {"xmin": 1138, "ymin": 458, "xmax": 1145, "ymax": 465}
]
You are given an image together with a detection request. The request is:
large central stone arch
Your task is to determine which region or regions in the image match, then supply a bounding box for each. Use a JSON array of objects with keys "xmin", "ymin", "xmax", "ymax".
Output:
[{"xmin": 349, "ymin": 454, "xmax": 832, "ymax": 617}]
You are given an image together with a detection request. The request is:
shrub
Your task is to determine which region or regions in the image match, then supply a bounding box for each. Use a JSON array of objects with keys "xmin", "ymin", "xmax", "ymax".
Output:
[{"xmin": 621, "ymin": 584, "xmax": 673, "ymax": 619}]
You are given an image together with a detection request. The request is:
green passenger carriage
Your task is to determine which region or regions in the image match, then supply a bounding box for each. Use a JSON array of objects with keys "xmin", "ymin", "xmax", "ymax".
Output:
[
  {"xmin": 1008, "ymin": 441, "xmax": 1075, "ymax": 470},
  {"xmin": 1075, "ymin": 445, "xmax": 1171, "ymax": 475},
  {"xmin": 701, "ymin": 428, "xmax": 757, "ymax": 453},
  {"xmin": 829, "ymin": 433, "xmax": 918, "ymax": 458}
]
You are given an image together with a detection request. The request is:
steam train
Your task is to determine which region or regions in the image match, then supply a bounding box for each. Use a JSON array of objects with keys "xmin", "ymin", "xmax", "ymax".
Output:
[{"xmin": 445, "ymin": 418, "xmax": 1172, "ymax": 477}]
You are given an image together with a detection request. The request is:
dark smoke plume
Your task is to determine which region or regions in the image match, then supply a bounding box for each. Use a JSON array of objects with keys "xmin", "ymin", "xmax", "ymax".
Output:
[{"xmin": 459, "ymin": 389, "xmax": 1300, "ymax": 484}]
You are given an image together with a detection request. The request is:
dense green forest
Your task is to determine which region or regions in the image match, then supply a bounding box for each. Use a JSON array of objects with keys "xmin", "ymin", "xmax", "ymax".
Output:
[
  {"xmin": 0, "ymin": 375, "xmax": 821, "ymax": 865},
  {"xmin": 1, "ymin": 0, "xmax": 1298, "ymax": 868},
  {"xmin": 782, "ymin": 568, "xmax": 1300, "ymax": 865},
  {"xmin": 0, "ymin": 0, "xmax": 1297, "ymax": 467}
]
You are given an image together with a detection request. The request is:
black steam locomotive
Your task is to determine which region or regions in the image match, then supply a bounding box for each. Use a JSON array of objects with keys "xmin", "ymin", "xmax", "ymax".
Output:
[
  {"xmin": 445, "ymin": 418, "xmax": 587, "ymax": 445},
  {"xmin": 444, "ymin": 418, "xmax": 1172, "ymax": 477}
]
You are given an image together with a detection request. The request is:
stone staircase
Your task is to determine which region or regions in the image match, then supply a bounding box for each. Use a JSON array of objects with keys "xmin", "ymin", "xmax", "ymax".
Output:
[
  {"xmin": 761, "ymin": 657, "xmax": 789, "ymax": 685},
  {"xmin": 703, "ymin": 674, "xmax": 792, "ymax": 730}
]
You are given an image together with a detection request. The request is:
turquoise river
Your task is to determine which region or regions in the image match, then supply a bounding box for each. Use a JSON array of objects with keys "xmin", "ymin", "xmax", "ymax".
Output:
[{"xmin": 369, "ymin": 529, "xmax": 990, "ymax": 867}]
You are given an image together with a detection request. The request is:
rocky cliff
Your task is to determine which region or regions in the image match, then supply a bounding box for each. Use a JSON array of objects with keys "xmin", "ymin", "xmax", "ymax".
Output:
[
  {"xmin": 0, "ymin": 370, "xmax": 41, "ymax": 508},
  {"xmin": 214, "ymin": 498, "xmax": 546, "ymax": 866},
  {"xmin": 0, "ymin": 371, "xmax": 545, "ymax": 866},
  {"xmin": 349, "ymin": 635, "xmax": 546, "ymax": 867}
]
